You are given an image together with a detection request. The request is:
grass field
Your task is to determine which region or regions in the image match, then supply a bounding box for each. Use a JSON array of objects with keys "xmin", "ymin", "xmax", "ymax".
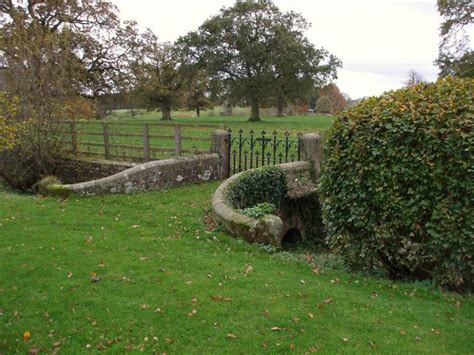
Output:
[
  {"xmin": 65, "ymin": 110, "xmax": 334, "ymax": 162},
  {"xmin": 1, "ymin": 183, "xmax": 473, "ymax": 353}
]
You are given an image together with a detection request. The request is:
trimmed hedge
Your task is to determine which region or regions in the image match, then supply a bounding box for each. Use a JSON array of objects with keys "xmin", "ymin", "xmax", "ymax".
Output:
[
  {"xmin": 319, "ymin": 77, "xmax": 473, "ymax": 290},
  {"xmin": 225, "ymin": 166, "xmax": 288, "ymax": 210}
]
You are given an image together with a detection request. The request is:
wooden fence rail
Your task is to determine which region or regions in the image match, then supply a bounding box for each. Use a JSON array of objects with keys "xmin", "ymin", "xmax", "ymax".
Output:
[{"xmin": 62, "ymin": 121, "xmax": 226, "ymax": 162}]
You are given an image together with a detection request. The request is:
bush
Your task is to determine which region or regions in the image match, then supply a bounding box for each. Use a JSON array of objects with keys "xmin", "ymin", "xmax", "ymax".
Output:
[
  {"xmin": 225, "ymin": 166, "xmax": 288, "ymax": 209},
  {"xmin": 240, "ymin": 202, "xmax": 277, "ymax": 219},
  {"xmin": 319, "ymin": 77, "xmax": 473, "ymax": 290}
]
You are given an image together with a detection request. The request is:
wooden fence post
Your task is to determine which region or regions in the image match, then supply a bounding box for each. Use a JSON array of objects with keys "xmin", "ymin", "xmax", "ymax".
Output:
[
  {"xmin": 143, "ymin": 123, "xmax": 150, "ymax": 162},
  {"xmin": 175, "ymin": 124, "xmax": 182, "ymax": 157},
  {"xmin": 103, "ymin": 123, "xmax": 111, "ymax": 160},
  {"xmin": 70, "ymin": 121, "xmax": 78, "ymax": 157}
]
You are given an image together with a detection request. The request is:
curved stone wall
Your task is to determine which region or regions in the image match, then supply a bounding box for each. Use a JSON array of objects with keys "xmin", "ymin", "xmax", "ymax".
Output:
[
  {"xmin": 212, "ymin": 161, "xmax": 322, "ymax": 247},
  {"xmin": 48, "ymin": 154, "xmax": 221, "ymax": 197}
]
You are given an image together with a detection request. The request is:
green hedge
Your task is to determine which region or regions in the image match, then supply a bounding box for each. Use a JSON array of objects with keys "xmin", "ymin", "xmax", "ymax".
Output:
[
  {"xmin": 319, "ymin": 77, "xmax": 473, "ymax": 290},
  {"xmin": 225, "ymin": 166, "xmax": 288, "ymax": 210}
]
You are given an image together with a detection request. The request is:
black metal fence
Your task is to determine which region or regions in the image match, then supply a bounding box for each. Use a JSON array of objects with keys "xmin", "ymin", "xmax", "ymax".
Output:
[{"xmin": 228, "ymin": 129, "xmax": 302, "ymax": 175}]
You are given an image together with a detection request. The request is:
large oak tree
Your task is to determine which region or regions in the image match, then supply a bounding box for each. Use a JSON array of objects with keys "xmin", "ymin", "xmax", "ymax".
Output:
[
  {"xmin": 177, "ymin": 2, "xmax": 340, "ymax": 121},
  {"xmin": 130, "ymin": 32, "xmax": 185, "ymax": 121}
]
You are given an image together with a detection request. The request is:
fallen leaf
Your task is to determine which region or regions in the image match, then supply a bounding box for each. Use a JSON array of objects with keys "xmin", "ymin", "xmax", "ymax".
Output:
[
  {"xmin": 307, "ymin": 312, "xmax": 314, "ymax": 319},
  {"xmin": 226, "ymin": 333, "xmax": 236, "ymax": 339},
  {"xmin": 307, "ymin": 346, "xmax": 318, "ymax": 353},
  {"xmin": 244, "ymin": 264, "xmax": 254, "ymax": 275},
  {"xmin": 28, "ymin": 347, "xmax": 41, "ymax": 355},
  {"xmin": 342, "ymin": 337, "xmax": 349, "ymax": 343},
  {"xmin": 271, "ymin": 327, "xmax": 282, "ymax": 332},
  {"xmin": 415, "ymin": 336, "xmax": 421, "ymax": 342},
  {"xmin": 187, "ymin": 309, "xmax": 197, "ymax": 317},
  {"xmin": 90, "ymin": 272, "xmax": 100, "ymax": 283},
  {"xmin": 317, "ymin": 298, "xmax": 334, "ymax": 309},
  {"xmin": 371, "ymin": 291, "xmax": 379, "ymax": 299},
  {"xmin": 400, "ymin": 329, "xmax": 406, "ymax": 336},
  {"xmin": 312, "ymin": 268, "xmax": 321, "ymax": 276},
  {"xmin": 53, "ymin": 341, "xmax": 61, "ymax": 348},
  {"xmin": 23, "ymin": 330, "xmax": 31, "ymax": 342},
  {"xmin": 67, "ymin": 272, "xmax": 73, "ymax": 279},
  {"xmin": 292, "ymin": 317, "xmax": 300, "ymax": 323}
]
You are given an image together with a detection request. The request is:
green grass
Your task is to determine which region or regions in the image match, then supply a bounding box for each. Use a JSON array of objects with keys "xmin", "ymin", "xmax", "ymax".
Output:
[
  {"xmin": 106, "ymin": 108, "xmax": 335, "ymax": 132},
  {"xmin": 65, "ymin": 110, "xmax": 334, "ymax": 162},
  {"xmin": 1, "ymin": 183, "xmax": 473, "ymax": 353}
]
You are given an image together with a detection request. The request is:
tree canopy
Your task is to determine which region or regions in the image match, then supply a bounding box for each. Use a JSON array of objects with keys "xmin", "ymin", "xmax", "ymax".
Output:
[
  {"xmin": 130, "ymin": 32, "xmax": 185, "ymax": 120},
  {"xmin": 177, "ymin": 2, "xmax": 340, "ymax": 121},
  {"xmin": 435, "ymin": 0, "xmax": 473, "ymax": 78},
  {"xmin": 0, "ymin": 0, "xmax": 141, "ymax": 117}
]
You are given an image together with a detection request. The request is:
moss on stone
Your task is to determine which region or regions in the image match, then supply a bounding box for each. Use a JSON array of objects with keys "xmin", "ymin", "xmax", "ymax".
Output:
[{"xmin": 47, "ymin": 184, "xmax": 75, "ymax": 199}]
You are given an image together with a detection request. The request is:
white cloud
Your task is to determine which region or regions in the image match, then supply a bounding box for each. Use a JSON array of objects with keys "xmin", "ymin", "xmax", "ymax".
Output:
[{"xmin": 113, "ymin": 0, "xmax": 443, "ymax": 99}]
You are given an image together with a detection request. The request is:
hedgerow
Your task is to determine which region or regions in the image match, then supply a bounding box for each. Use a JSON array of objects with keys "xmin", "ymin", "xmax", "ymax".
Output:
[{"xmin": 319, "ymin": 77, "xmax": 473, "ymax": 291}]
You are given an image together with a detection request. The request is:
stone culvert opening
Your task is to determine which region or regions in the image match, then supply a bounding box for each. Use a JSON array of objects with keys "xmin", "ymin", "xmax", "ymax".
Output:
[{"xmin": 281, "ymin": 228, "xmax": 302, "ymax": 250}]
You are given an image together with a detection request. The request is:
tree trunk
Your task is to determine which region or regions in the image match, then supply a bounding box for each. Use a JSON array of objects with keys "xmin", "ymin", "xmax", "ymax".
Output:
[
  {"xmin": 276, "ymin": 102, "xmax": 285, "ymax": 117},
  {"xmin": 224, "ymin": 103, "xmax": 233, "ymax": 116},
  {"xmin": 196, "ymin": 106, "xmax": 200, "ymax": 117},
  {"xmin": 160, "ymin": 102, "xmax": 172, "ymax": 120},
  {"xmin": 249, "ymin": 99, "xmax": 260, "ymax": 121}
]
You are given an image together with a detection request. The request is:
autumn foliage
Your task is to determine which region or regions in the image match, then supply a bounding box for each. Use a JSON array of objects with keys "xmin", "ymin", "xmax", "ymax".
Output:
[{"xmin": 316, "ymin": 83, "xmax": 346, "ymax": 114}]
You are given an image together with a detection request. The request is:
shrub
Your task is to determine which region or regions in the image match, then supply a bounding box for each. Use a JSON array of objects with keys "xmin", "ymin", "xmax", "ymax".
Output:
[
  {"xmin": 319, "ymin": 77, "xmax": 473, "ymax": 290},
  {"xmin": 240, "ymin": 202, "xmax": 277, "ymax": 219},
  {"xmin": 0, "ymin": 93, "xmax": 19, "ymax": 150},
  {"xmin": 225, "ymin": 166, "xmax": 288, "ymax": 209}
]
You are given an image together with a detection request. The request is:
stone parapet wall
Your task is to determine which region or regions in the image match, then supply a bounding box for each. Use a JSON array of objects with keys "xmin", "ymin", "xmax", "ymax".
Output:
[
  {"xmin": 51, "ymin": 154, "xmax": 221, "ymax": 196},
  {"xmin": 212, "ymin": 133, "xmax": 323, "ymax": 248},
  {"xmin": 212, "ymin": 161, "xmax": 314, "ymax": 246}
]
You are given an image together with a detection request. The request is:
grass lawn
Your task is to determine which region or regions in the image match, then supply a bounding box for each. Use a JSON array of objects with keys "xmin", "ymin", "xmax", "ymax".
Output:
[
  {"xmin": 1, "ymin": 183, "xmax": 473, "ymax": 353},
  {"xmin": 105, "ymin": 109, "xmax": 336, "ymax": 132}
]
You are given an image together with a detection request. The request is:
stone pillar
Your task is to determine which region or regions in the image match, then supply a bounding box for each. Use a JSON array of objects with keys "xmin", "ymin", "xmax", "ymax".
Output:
[
  {"xmin": 300, "ymin": 133, "xmax": 322, "ymax": 176},
  {"xmin": 211, "ymin": 130, "xmax": 231, "ymax": 179}
]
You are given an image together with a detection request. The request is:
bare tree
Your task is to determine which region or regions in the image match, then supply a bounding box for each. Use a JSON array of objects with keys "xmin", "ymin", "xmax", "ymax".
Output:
[{"xmin": 404, "ymin": 69, "xmax": 426, "ymax": 87}]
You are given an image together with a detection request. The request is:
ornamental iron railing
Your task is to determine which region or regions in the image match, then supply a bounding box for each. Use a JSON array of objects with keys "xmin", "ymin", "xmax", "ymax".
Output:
[{"xmin": 228, "ymin": 129, "xmax": 302, "ymax": 175}]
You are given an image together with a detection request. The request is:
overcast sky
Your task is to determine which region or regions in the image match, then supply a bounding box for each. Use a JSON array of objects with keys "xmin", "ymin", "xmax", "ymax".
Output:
[{"xmin": 113, "ymin": 0, "xmax": 443, "ymax": 99}]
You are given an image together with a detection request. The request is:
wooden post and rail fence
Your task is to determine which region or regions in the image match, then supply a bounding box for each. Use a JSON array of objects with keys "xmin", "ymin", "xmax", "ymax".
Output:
[
  {"xmin": 63, "ymin": 121, "xmax": 226, "ymax": 162},
  {"xmin": 61, "ymin": 121, "xmax": 318, "ymax": 177}
]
